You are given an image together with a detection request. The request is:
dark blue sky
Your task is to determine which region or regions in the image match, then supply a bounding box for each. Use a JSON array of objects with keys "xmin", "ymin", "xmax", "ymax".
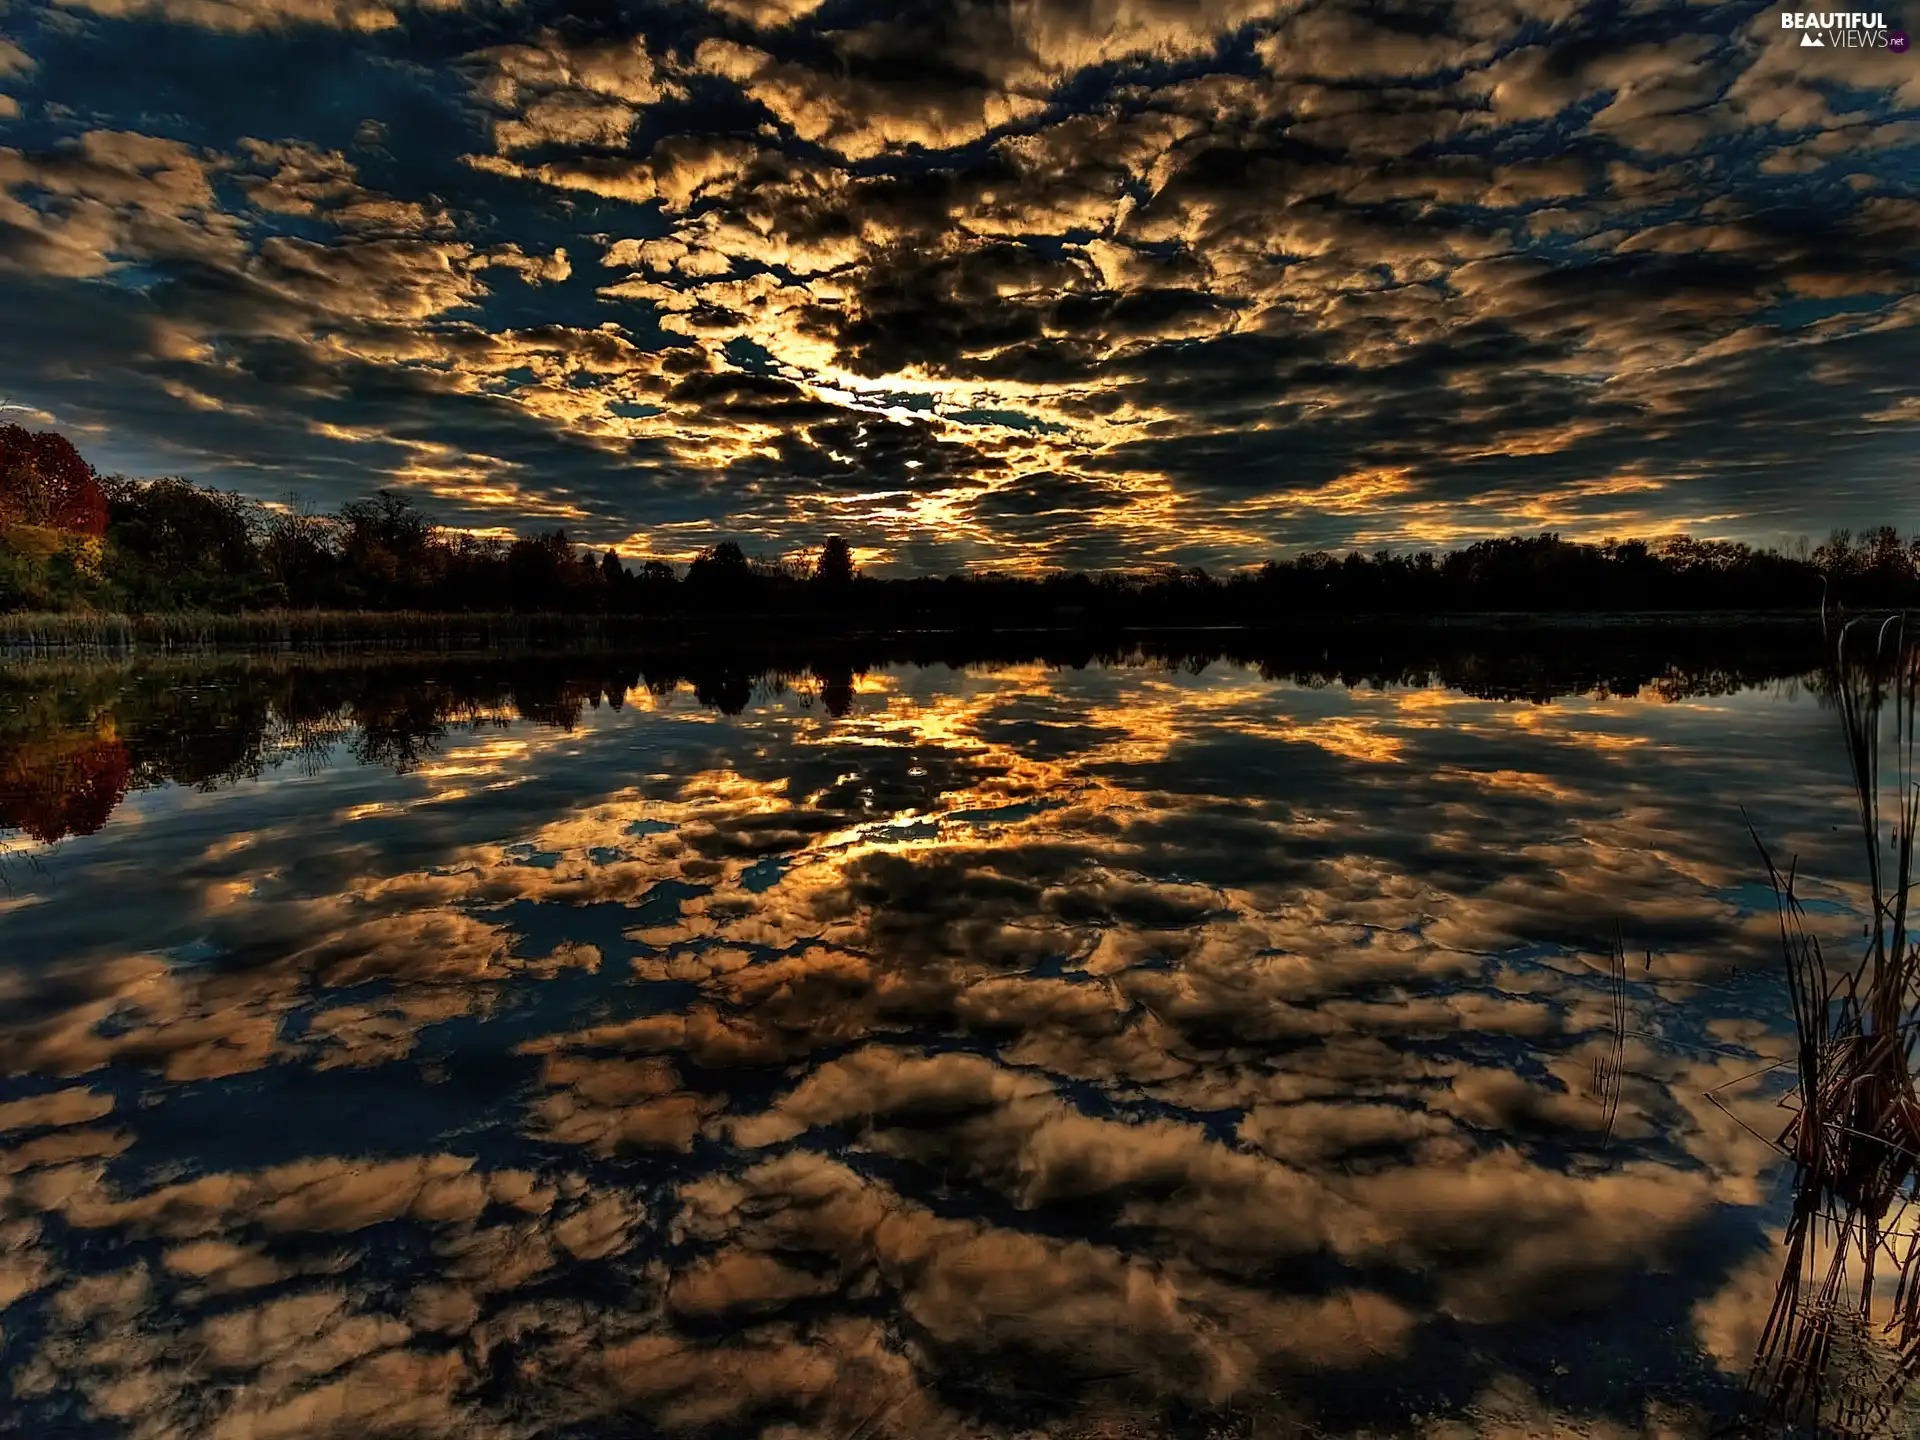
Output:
[{"xmin": 0, "ymin": 0, "xmax": 1915, "ymax": 569}]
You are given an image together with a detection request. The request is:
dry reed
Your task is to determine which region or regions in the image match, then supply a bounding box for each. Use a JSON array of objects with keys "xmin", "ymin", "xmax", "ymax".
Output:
[
  {"xmin": 1735, "ymin": 611, "xmax": 1920, "ymax": 1437},
  {"xmin": 0, "ymin": 610, "xmax": 641, "ymax": 656},
  {"xmin": 1590, "ymin": 924, "xmax": 1629, "ymax": 1148}
]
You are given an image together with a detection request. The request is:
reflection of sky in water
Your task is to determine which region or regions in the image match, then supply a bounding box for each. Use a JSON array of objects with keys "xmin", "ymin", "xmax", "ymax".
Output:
[{"xmin": 0, "ymin": 657, "xmax": 1879, "ymax": 1438}]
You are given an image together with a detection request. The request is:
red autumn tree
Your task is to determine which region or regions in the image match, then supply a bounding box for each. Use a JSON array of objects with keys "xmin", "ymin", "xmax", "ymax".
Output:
[{"xmin": 0, "ymin": 424, "xmax": 108, "ymax": 537}]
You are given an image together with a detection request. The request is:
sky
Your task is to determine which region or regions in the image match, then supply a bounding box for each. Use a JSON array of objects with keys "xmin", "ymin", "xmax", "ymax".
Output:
[{"xmin": 0, "ymin": 0, "xmax": 1916, "ymax": 572}]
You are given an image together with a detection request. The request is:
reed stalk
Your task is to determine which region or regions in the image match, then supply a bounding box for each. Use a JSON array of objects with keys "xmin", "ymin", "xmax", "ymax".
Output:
[
  {"xmin": 0, "ymin": 610, "xmax": 641, "ymax": 656},
  {"xmin": 1738, "ymin": 612, "xmax": 1920, "ymax": 1436}
]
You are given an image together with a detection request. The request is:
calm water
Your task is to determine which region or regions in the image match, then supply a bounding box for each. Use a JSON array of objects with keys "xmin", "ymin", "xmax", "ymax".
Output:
[{"xmin": 0, "ymin": 637, "xmax": 1871, "ymax": 1438}]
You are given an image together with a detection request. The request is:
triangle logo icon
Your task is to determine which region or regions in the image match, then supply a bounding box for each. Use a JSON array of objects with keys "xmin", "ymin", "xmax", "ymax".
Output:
[{"xmin": 1801, "ymin": 30, "xmax": 1824, "ymax": 44}]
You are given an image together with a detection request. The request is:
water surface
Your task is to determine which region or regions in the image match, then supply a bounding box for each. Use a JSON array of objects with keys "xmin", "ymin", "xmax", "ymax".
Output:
[{"xmin": 0, "ymin": 637, "xmax": 1866, "ymax": 1438}]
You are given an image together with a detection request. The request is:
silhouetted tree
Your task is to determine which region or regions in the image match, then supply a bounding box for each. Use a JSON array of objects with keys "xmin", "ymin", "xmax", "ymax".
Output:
[
  {"xmin": 506, "ymin": 530, "xmax": 577, "ymax": 610},
  {"xmin": 685, "ymin": 540, "xmax": 754, "ymax": 609},
  {"xmin": 339, "ymin": 490, "xmax": 438, "ymax": 604},
  {"xmin": 262, "ymin": 502, "xmax": 336, "ymax": 603},
  {"xmin": 814, "ymin": 535, "xmax": 855, "ymax": 589},
  {"xmin": 103, "ymin": 477, "xmax": 262, "ymax": 608}
]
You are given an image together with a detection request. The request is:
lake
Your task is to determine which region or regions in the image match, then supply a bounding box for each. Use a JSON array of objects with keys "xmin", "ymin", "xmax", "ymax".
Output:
[{"xmin": 0, "ymin": 631, "xmax": 1872, "ymax": 1438}]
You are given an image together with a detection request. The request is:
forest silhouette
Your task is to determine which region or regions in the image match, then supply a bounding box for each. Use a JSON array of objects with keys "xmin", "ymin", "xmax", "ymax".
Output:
[{"xmin": 3, "ymin": 426, "xmax": 1918, "ymax": 621}]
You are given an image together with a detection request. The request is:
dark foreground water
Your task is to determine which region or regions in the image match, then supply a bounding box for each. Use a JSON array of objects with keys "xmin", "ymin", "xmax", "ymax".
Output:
[{"xmin": 0, "ymin": 634, "xmax": 1872, "ymax": 1438}]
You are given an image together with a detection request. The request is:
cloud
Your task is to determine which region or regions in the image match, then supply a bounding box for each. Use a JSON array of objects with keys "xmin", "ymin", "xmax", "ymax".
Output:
[
  {"xmin": 0, "ymin": 130, "xmax": 238, "ymax": 278},
  {"xmin": 51, "ymin": 0, "xmax": 487, "ymax": 33},
  {"xmin": 702, "ymin": 0, "xmax": 828, "ymax": 25},
  {"xmin": 0, "ymin": 0, "xmax": 1915, "ymax": 567},
  {"xmin": 464, "ymin": 29, "xmax": 674, "ymax": 153},
  {"xmin": 691, "ymin": 36, "xmax": 1048, "ymax": 162},
  {"xmin": 0, "ymin": 1086, "xmax": 115, "ymax": 1132},
  {"xmin": 232, "ymin": 138, "xmax": 452, "ymax": 235}
]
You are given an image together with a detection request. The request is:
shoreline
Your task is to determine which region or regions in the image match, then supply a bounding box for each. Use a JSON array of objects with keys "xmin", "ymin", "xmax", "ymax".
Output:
[{"xmin": 0, "ymin": 607, "xmax": 1828, "ymax": 658}]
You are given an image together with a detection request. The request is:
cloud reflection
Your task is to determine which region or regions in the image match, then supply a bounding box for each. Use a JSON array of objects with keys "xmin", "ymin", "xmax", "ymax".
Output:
[{"xmin": 0, "ymin": 639, "xmax": 1867, "ymax": 1435}]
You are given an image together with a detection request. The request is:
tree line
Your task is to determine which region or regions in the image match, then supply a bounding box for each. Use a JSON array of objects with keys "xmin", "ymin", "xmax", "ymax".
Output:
[{"xmin": 3, "ymin": 423, "xmax": 1917, "ymax": 619}]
